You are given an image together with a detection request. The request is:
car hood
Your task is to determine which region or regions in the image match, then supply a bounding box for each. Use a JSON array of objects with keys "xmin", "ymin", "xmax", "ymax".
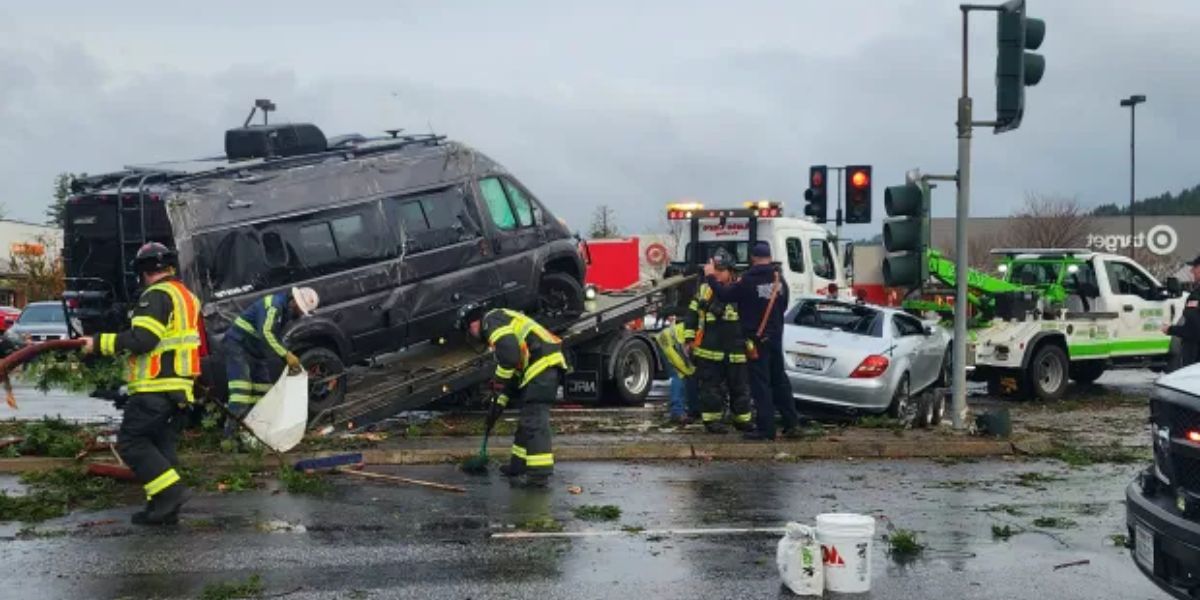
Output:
[
  {"xmin": 9, "ymin": 323, "xmax": 70, "ymax": 336},
  {"xmin": 1157, "ymin": 363, "xmax": 1200, "ymax": 397}
]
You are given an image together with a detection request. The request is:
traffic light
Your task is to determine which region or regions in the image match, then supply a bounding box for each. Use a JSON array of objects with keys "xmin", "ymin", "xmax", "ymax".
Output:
[
  {"xmin": 882, "ymin": 171, "xmax": 931, "ymax": 288},
  {"xmin": 803, "ymin": 165, "xmax": 828, "ymax": 223},
  {"xmin": 844, "ymin": 165, "xmax": 872, "ymax": 224},
  {"xmin": 995, "ymin": 0, "xmax": 1046, "ymax": 133}
]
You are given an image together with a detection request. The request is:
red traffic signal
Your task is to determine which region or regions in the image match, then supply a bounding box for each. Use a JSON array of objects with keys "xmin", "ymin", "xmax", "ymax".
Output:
[
  {"xmin": 803, "ymin": 165, "xmax": 828, "ymax": 224},
  {"xmin": 850, "ymin": 169, "xmax": 870, "ymax": 189},
  {"xmin": 844, "ymin": 165, "xmax": 872, "ymax": 224}
]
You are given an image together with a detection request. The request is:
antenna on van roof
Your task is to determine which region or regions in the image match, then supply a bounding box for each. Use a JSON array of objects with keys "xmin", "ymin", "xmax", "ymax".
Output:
[{"xmin": 243, "ymin": 99, "xmax": 277, "ymax": 127}]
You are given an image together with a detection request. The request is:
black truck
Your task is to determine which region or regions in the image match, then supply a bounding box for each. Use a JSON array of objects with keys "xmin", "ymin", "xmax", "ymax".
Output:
[
  {"xmin": 63, "ymin": 104, "xmax": 684, "ymax": 423},
  {"xmin": 1127, "ymin": 364, "xmax": 1200, "ymax": 598}
]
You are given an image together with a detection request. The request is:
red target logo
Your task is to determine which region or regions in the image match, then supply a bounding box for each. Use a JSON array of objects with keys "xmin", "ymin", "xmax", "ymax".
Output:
[{"xmin": 645, "ymin": 243, "xmax": 669, "ymax": 266}]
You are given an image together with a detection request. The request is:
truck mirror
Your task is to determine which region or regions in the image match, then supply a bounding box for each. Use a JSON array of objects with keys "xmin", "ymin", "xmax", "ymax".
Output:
[{"xmin": 1166, "ymin": 277, "xmax": 1182, "ymax": 297}]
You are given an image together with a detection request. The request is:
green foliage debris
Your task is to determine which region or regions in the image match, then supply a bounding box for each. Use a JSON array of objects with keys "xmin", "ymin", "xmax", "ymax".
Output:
[
  {"xmin": 16, "ymin": 418, "xmax": 87, "ymax": 457},
  {"xmin": 991, "ymin": 524, "xmax": 1016, "ymax": 540},
  {"xmin": 278, "ymin": 468, "xmax": 333, "ymax": 496},
  {"xmin": 857, "ymin": 415, "xmax": 902, "ymax": 430},
  {"xmin": 0, "ymin": 468, "xmax": 119, "ymax": 523},
  {"xmin": 519, "ymin": 516, "xmax": 564, "ymax": 532},
  {"xmin": 199, "ymin": 573, "xmax": 264, "ymax": 600},
  {"xmin": 20, "ymin": 353, "xmax": 125, "ymax": 394},
  {"xmin": 886, "ymin": 529, "xmax": 925, "ymax": 559},
  {"xmin": 1032, "ymin": 516, "xmax": 1077, "ymax": 529},
  {"xmin": 1109, "ymin": 533, "xmax": 1130, "ymax": 548},
  {"xmin": 573, "ymin": 504, "xmax": 622, "ymax": 521}
]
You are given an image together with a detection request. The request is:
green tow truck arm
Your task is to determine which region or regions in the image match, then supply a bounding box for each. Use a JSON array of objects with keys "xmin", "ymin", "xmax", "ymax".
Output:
[{"xmin": 902, "ymin": 250, "xmax": 1026, "ymax": 324}]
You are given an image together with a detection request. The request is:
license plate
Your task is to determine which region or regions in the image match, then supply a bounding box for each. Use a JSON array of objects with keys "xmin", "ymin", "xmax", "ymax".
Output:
[
  {"xmin": 791, "ymin": 353, "xmax": 825, "ymax": 371},
  {"xmin": 1135, "ymin": 523, "xmax": 1155, "ymax": 570}
]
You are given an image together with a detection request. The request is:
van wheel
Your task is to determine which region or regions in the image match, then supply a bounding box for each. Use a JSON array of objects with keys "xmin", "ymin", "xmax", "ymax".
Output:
[
  {"xmin": 607, "ymin": 339, "xmax": 655, "ymax": 405},
  {"xmin": 1068, "ymin": 360, "xmax": 1106, "ymax": 385},
  {"xmin": 300, "ymin": 346, "xmax": 347, "ymax": 419},
  {"xmin": 1026, "ymin": 343, "xmax": 1068, "ymax": 401},
  {"xmin": 538, "ymin": 272, "xmax": 585, "ymax": 321}
]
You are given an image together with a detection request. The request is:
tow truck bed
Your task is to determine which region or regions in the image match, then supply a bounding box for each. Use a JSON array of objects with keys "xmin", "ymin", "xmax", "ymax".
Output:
[{"xmin": 310, "ymin": 276, "xmax": 688, "ymax": 429}]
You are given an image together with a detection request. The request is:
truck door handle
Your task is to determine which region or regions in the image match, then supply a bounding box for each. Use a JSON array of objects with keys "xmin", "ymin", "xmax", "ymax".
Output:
[{"xmin": 1123, "ymin": 305, "xmax": 1134, "ymax": 313}]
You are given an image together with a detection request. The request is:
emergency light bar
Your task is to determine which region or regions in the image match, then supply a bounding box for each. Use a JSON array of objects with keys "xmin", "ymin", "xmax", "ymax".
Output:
[{"xmin": 666, "ymin": 200, "xmax": 782, "ymax": 220}]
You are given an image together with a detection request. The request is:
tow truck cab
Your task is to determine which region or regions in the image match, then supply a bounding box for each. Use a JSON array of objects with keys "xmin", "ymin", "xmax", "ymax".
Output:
[
  {"xmin": 1127, "ymin": 364, "xmax": 1200, "ymax": 599},
  {"xmin": 665, "ymin": 201, "xmax": 849, "ymax": 305}
]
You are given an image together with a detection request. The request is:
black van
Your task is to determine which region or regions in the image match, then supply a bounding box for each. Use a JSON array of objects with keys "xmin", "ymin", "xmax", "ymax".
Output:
[{"xmin": 64, "ymin": 120, "xmax": 586, "ymax": 411}]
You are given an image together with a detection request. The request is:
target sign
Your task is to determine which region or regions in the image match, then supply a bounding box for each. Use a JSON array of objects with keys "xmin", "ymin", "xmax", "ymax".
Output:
[{"xmin": 645, "ymin": 243, "xmax": 669, "ymax": 266}]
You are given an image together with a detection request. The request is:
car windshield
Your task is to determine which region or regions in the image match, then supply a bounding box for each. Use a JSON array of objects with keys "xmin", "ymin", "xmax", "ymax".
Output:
[
  {"xmin": 18, "ymin": 305, "xmax": 65, "ymax": 324},
  {"xmin": 788, "ymin": 300, "xmax": 883, "ymax": 337},
  {"xmin": 684, "ymin": 242, "xmax": 751, "ymax": 265}
]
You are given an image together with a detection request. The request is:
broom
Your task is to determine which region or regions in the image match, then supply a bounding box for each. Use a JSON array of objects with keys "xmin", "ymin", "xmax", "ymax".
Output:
[{"xmin": 461, "ymin": 398, "xmax": 503, "ymax": 474}]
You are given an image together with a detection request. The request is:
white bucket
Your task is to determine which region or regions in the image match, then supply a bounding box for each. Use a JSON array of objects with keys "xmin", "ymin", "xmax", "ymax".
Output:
[{"xmin": 816, "ymin": 513, "xmax": 875, "ymax": 594}]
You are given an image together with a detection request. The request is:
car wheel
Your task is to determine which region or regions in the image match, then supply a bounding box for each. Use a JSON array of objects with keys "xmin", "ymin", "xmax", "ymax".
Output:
[
  {"xmin": 937, "ymin": 348, "xmax": 952, "ymax": 387},
  {"xmin": 299, "ymin": 346, "xmax": 347, "ymax": 420},
  {"xmin": 1027, "ymin": 343, "xmax": 1068, "ymax": 401},
  {"xmin": 537, "ymin": 272, "xmax": 585, "ymax": 322},
  {"xmin": 928, "ymin": 390, "xmax": 946, "ymax": 426},
  {"xmin": 607, "ymin": 339, "xmax": 655, "ymax": 405},
  {"xmin": 886, "ymin": 374, "xmax": 916, "ymax": 427},
  {"xmin": 1068, "ymin": 360, "xmax": 1106, "ymax": 385}
]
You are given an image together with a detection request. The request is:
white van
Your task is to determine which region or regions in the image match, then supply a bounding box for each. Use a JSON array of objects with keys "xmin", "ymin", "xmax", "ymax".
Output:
[{"xmin": 666, "ymin": 201, "xmax": 849, "ymax": 305}]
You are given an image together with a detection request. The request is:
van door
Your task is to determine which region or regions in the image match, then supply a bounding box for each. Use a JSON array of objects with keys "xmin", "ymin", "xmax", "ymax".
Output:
[
  {"xmin": 383, "ymin": 185, "xmax": 500, "ymax": 344},
  {"xmin": 478, "ymin": 176, "xmax": 543, "ymax": 309}
]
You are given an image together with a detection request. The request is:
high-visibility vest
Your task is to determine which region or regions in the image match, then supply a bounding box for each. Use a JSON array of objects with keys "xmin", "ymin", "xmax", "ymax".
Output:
[
  {"xmin": 127, "ymin": 280, "xmax": 203, "ymax": 401},
  {"xmin": 486, "ymin": 309, "xmax": 569, "ymax": 389}
]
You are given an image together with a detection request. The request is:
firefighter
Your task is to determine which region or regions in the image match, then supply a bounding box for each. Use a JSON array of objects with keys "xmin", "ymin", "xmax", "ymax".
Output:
[
  {"xmin": 1165, "ymin": 255, "xmax": 1200, "ymax": 369},
  {"xmin": 81, "ymin": 242, "xmax": 200, "ymax": 525},
  {"xmin": 684, "ymin": 249, "xmax": 753, "ymax": 433},
  {"xmin": 222, "ymin": 287, "xmax": 320, "ymax": 435},
  {"xmin": 457, "ymin": 304, "xmax": 567, "ymax": 487}
]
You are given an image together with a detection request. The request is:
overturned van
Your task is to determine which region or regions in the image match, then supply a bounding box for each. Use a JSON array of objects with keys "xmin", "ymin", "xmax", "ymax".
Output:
[{"xmin": 64, "ymin": 119, "xmax": 586, "ymax": 412}]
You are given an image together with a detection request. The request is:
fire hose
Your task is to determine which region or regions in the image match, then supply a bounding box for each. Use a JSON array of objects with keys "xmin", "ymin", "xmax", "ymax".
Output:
[{"xmin": 0, "ymin": 339, "xmax": 87, "ymax": 409}]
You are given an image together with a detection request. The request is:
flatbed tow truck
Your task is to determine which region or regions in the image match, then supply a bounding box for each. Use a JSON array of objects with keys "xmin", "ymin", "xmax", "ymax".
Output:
[{"xmin": 309, "ymin": 275, "xmax": 690, "ymax": 429}]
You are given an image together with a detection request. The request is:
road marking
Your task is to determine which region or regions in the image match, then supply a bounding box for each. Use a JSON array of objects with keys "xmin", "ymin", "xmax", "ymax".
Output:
[{"xmin": 491, "ymin": 527, "xmax": 786, "ymax": 540}]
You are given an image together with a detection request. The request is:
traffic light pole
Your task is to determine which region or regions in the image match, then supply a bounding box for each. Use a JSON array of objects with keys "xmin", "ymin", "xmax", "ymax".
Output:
[{"xmin": 833, "ymin": 166, "xmax": 844, "ymax": 242}]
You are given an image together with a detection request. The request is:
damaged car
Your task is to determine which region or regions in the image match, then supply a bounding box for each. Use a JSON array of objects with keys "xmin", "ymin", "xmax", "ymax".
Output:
[{"xmin": 63, "ymin": 109, "xmax": 586, "ymax": 412}]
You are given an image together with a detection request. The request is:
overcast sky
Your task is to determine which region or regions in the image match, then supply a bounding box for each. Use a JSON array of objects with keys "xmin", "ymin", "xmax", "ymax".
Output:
[{"xmin": 1, "ymin": 0, "xmax": 1197, "ymax": 239}]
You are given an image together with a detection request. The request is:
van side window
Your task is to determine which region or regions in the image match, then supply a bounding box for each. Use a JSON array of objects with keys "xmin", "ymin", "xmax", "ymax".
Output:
[
  {"xmin": 785, "ymin": 238, "xmax": 804, "ymax": 273},
  {"xmin": 480, "ymin": 178, "xmax": 516, "ymax": 231},
  {"xmin": 331, "ymin": 214, "xmax": 370, "ymax": 259},
  {"xmin": 502, "ymin": 180, "xmax": 535, "ymax": 227},
  {"xmin": 298, "ymin": 222, "xmax": 339, "ymax": 267},
  {"xmin": 810, "ymin": 239, "xmax": 834, "ymax": 279},
  {"xmin": 262, "ymin": 232, "xmax": 288, "ymax": 267},
  {"xmin": 385, "ymin": 186, "xmax": 481, "ymax": 253}
]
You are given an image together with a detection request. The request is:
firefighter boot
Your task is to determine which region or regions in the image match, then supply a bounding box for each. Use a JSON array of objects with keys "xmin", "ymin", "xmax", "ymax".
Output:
[
  {"xmin": 515, "ymin": 472, "xmax": 550, "ymax": 489},
  {"xmin": 133, "ymin": 484, "xmax": 190, "ymax": 526},
  {"xmin": 499, "ymin": 464, "xmax": 524, "ymax": 478}
]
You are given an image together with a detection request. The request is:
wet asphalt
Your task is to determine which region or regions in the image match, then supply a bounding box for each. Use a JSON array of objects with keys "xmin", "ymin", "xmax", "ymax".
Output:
[{"xmin": 0, "ymin": 459, "xmax": 1166, "ymax": 600}]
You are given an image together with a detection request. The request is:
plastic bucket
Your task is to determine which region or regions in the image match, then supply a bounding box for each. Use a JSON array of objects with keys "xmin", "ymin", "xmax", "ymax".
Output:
[{"xmin": 816, "ymin": 513, "xmax": 875, "ymax": 594}]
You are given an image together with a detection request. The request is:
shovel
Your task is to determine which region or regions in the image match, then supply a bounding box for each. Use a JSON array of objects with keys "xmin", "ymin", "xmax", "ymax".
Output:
[{"xmin": 461, "ymin": 398, "xmax": 503, "ymax": 475}]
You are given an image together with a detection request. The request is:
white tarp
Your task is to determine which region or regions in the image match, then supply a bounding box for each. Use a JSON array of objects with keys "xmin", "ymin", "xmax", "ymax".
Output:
[{"xmin": 243, "ymin": 371, "xmax": 308, "ymax": 452}]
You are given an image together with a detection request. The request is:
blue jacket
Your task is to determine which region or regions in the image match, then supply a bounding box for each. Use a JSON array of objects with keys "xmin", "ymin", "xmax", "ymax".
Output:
[
  {"xmin": 227, "ymin": 292, "xmax": 291, "ymax": 357},
  {"xmin": 705, "ymin": 263, "xmax": 790, "ymax": 344}
]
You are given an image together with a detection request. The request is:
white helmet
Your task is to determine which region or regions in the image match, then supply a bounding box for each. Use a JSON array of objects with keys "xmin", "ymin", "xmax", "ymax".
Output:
[{"xmin": 291, "ymin": 287, "xmax": 320, "ymax": 316}]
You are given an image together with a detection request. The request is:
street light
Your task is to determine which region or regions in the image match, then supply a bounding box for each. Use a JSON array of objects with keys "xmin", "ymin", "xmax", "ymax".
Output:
[{"xmin": 1120, "ymin": 94, "xmax": 1146, "ymax": 258}]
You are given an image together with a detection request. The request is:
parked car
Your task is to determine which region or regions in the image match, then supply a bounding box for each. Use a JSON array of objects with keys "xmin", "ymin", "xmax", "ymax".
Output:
[
  {"xmin": 782, "ymin": 297, "xmax": 951, "ymax": 426},
  {"xmin": 8, "ymin": 302, "xmax": 78, "ymax": 343},
  {"xmin": 64, "ymin": 111, "xmax": 586, "ymax": 412},
  {"xmin": 0, "ymin": 306, "xmax": 20, "ymax": 333},
  {"xmin": 1127, "ymin": 363, "xmax": 1200, "ymax": 599}
]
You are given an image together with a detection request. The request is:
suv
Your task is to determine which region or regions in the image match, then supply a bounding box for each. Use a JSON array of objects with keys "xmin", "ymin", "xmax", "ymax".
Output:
[
  {"xmin": 1127, "ymin": 364, "xmax": 1200, "ymax": 598},
  {"xmin": 7, "ymin": 302, "xmax": 76, "ymax": 343},
  {"xmin": 64, "ymin": 116, "xmax": 586, "ymax": 411}
]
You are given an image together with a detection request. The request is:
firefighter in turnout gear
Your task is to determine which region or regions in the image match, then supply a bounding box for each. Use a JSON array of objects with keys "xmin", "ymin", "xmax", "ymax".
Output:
[
  {"xmin": 683, "ymin": 249, "xmax": 753, "ymax": 433},
  {"xmin": 222, "ymin": 287, "xmax": 320, "ymax": 436},
  {"xmin": 82, "ymin": 242, "xmax": 200, "ymax": 525},
  {"xmin": 458, "ymin": 304, "xmax": 568, "ymax": 488}
]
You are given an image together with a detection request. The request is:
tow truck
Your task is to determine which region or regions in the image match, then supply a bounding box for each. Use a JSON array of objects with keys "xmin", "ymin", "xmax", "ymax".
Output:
[
  {"xmin": 665, "ymin": 201, "xmax": 850, "ymax": 303},
  {"xmin": 903, "ymin": 248, "xmax": 1185, "ymax": 400}
]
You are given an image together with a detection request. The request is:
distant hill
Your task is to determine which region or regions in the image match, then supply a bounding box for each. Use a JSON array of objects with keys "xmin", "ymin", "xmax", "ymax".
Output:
[{"xmin": 1092, "ymin": 183, "xmax": 1200, "ymax": 216}]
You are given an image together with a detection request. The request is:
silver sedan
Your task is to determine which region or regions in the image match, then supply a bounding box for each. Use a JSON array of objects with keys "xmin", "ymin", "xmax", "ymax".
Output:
[{"xmin": 782, "ymin": 298, "xmax": 952, "ymax": 425}]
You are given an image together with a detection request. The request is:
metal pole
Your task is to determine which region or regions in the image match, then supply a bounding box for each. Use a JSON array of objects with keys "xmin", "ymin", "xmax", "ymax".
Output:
[
  {"xmin": 1129, "ymin": 104, "xmax": 1136, "ymax": 258},
  {"xmin": 835, "ymin": 166, "xmax": 844, "ymax": 242},
  {"xmin": 951, "ymin": 7, "xmax": 972, "ymax": 430}
]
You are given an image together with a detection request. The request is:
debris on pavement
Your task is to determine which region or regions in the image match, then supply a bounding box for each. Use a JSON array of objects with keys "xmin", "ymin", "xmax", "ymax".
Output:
[
  {"xmin": 573, "ymin": 504, "xmax": 622, "ymax": 521},
  {"xmin": 567, "ymin": 485, "xmax": 583, "ymax": 495},
  {"xmin": 1052, "ymin": 559, "xmax": 1090, "ymax": 571}
]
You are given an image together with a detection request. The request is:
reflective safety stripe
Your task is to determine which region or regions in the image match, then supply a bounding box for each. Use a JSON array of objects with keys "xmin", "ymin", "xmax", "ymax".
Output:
[
  {"xmin": 728, "ymin": 353, "xmax": 747, "ymax": 364},
  {"xmin": 733, "ymin": 412, "xmax": 752, "ymax": 424},
  {"xmin": 129, "ymin": 377, "xmax": 195, "ymax": 403},
  {"xmin": 262, "ymin": 298, "xmax": 288, "ymax": 357},
  {"xmin": 525, "ymin": 453, "xmax": 554, "ymax": 468},
  {"xmin": 495, "ymin": 366, "xmax": 515, "ymax": 380},
  {"xmin": 234, "ymin": 317, "xmax": 257, "ymax": 336},
  {"xmin": 522, "ymin": 352, "xmax": 567, "ymax": 387},
  {"xmin": 495, "ymin": 394, "xmax": 510, "ymax": 407},
  {"xmin": 99, "ymin": 333, "xmax": 117, "ymax": 356},
  {"xmin": 510, "ymin": 444, "xmax": 528, "ymax": 459},
  {"xmin": 131, "ymin": 316, "xmax": 167, "ymax": 338},
  {"xmin": 144, "ymin": 468, "xmax": 180, "ymax": 499},
  {"xmin": 693, "ymin": 347, "xmax": 725, "ymax": 361},
  {"xmin": 229, "ymin": 393, "xmax": 258, "ymax": 405},
  {"xmin": 251, "ymin": 382, "xmax": 275, "ymax": 393},
  {"xmin": 701, "ymin": 412, "xmax": 723, "ymax": 423},
  {"xmin": 228, "ymin": 380, "xmax": 254, "ymax": 391},
  {"xmin": 488, "ymin": 325, "xmax": 515, "ymax": 345}
]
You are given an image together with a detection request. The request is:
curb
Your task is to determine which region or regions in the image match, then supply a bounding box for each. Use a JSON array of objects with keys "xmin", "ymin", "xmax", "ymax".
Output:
[{"xmin": 0, "ymin": 433, "xmax": 1043, "ymax": 474}]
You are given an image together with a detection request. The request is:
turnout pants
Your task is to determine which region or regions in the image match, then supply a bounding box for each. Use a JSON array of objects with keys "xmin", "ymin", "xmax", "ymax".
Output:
[
  {"xmin": 223, "ymin": 338, "xmax": 276, "ymax": 432},
  {"xmin": 508, "ymin": 369, "xmax": 560, "ymax": 478},
  {"xmin": 118, "ymin": 392, "xmax": 186, "ymax": 501},
  {"xmin": 696, "ymin": 357, "xmax": 752, "ymax": 428},
  {"xmin": 750, "ymin": 340, "xmax": 799, "ymax": 438}
]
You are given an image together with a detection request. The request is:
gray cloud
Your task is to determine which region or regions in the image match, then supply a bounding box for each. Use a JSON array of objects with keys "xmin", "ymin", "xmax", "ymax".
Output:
[{"xmin": 0, "ymin": 0, "xmax": 1197, "ymax": 241}]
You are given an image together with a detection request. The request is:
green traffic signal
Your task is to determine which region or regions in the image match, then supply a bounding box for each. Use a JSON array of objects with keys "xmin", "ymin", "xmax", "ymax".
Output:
[{"xmin": 995, "ymin": 0, "xmax": 1046, "ymax": 133}]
